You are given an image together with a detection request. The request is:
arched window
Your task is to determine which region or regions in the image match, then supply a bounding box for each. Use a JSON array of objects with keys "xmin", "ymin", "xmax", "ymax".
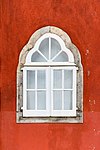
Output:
[{"xmin": 17, "ymin": 26, "xmax": 83, "ymax": 123}]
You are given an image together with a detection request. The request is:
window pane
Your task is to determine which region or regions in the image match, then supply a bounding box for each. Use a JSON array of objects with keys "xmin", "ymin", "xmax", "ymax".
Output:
[
  {"xmin": 37, "ymin": 70, "xmax": 46, "ymax": 89},
  {"xmin": 64, "ymin": 91, "xmax": 72, "ymax": 110},
  {"xmin": 54, "ymin": 51, "xmax": 68, "ymax": 62},
  {"xmin": 64, "ymin": 70, "xmax": 73, "ymax": 89},
  {"xmin": 51, "ymin": 38, "xmax": 61, "ymax": 59},
  {"xmin": 39, "ymin": 38, "xmax": 49, "ymax": 59},
  {"xmin": 31, "ymin": 51, "xmax": 46, "ymax": 62},
  {"xmin": 27, "ymin": 91, "xmax": 35, "ymax": 110},
  {"xmin": 53, "ymin": 91, "xmax": 62, "ymax": 110},
  {"xmin": 37, "ymin": 91, "xmax": 46, "ymax": 110},
  {"xmin": 27, "ymin": 71, "xmax": 35, "ymax": 89},
  {"xmin": 53, "ymin": 70, "xmax": 62, "ymax": 89}
]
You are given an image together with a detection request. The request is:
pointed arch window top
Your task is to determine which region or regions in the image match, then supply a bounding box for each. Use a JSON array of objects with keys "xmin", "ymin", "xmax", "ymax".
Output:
[{"xmin": 25, "ymin": 33, "xmax": 74, "ymax": 64}]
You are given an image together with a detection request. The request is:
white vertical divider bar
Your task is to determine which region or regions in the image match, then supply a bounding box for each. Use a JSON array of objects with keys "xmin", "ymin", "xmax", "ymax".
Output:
[
  {"xmin": 62, "ymin": 69, "xmax": 64, "ymax": 110},
  {"xmin": 23, "ymin": 68, "xmax": 27, "ymax": 116},
  {"xmin": 47, "ymin": 67, "xmax": 51, "ymax": 115},
  {"xmin": 35, "ymin": 70, "xmax": 37, "ymax": 110},
  {"xmin": 73, "ymin": 68, "xmax": 76, "ymax": 115},
  {"xmin": 49, "ymin": 37, "xmax": 51, "ymax": 61},
  {"xmin": 51, "ymin": 68, "xmax": 53, "ymax": 115}
]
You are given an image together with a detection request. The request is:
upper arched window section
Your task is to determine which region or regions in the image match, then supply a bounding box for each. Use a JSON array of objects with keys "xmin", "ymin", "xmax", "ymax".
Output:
[{"xmin": 25, "ymin": 33, "xmax": 74, "ymax": 64}]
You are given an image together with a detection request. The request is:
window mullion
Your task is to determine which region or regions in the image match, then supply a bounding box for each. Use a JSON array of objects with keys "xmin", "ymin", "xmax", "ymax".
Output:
[
  {"xmin": 51, "ymin": 68, "xmax": 53, "ymax": 115},
  {"xmin": 62, "ymin": 69, "xmax": 64, "ymax": 110},
  {"xmin": 47, "ymin": 67, "xmax": 51, "ymax": 115},
  {"xmin": 49, "ymin": 37, "xmax": 51, "ymax": 61},
  {"xmin": 35, "ymin": 70, "xmax": 37, "ymax": 110}
]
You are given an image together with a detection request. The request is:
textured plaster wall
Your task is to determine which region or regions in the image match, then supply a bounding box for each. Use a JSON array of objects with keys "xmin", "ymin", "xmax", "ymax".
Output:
[{"xmin": 1, "ymin": 0, "xmax": 100, "ymax": 150}]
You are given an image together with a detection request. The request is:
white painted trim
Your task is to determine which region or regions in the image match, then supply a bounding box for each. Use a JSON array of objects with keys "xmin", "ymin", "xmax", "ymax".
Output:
[
  {"xmin": 49, "ymin": 37, "xmax": 51, "ymax": 61},
  {"xmin": 37, "ymin": 50, "xmax": 48, "ymax": 61},
  {"xmin": 50, "ymin": 110, "xmax": 76, "ymax": 117},
  {"xmin": 23, "ymin": 67, "xmax": 50, "ymax": 117},
  {"xmin": 50, "ymin": 67, "xmax": 76, "ymax": 117},
  {"xmin": 35, "ymin": 70, "xmax": 37, "ymax": 110},
  {"xmin": 25, "ymin": 33, "xmax": 74, "ymax": 63},
  {"xmin": 47, "ymin": 67, "xmax": 51, "ymax": 115},
  {"xmin": 23, "ymin": 66, "xmax": 77, "ymax": 117},
  {"xmin": 62, "ymin": 69, "xmax": 64, "ymax": 110},
  {"xmin": 24, "ymin": 62, "xmax": 76, "ymax": 67},
  {"xmin": 52, "ymin": 50, "xmax": 62, "ymax": 61}
]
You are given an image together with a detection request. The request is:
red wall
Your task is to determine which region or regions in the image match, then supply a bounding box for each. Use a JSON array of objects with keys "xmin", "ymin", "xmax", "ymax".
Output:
[{"xmin": 1, "ymin": 0, "xmax": 100, "ymax": 149}]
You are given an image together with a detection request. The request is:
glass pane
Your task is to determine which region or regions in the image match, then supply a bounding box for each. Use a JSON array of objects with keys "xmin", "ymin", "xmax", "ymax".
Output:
[
  {"xmin": 37, "ymin": 70, "xmax": 46, "ymax": 89},
  {"xmin": 31, "ymin": 51, "xmax": 46, "ymax": 62},
  {"xmin": 39, "ymin": 38, "xmax": 49, "ymax": 59},
  {"xmin": 64, "ymin": 70, "xmax": 73, "ymax": 89},
  {"xmin": 54, "ymin": 51, "xmax": 68, "ymax": 62},
  {"xmin": 51, "ymin": 38, "xmax": 61, "ymax": 59},
  {"xmin": 27, "ymin": 91, "xmax": 35, "ymax": 110},
  {"xmin": 53, "ymin": 70, "xmax": 62, "ymax": 89},
  {"xmin": 27, "ymin": 71, "xmax": 35, "ymax": 89},
  {"xmin": 53, "ymin": 91, "xmax": 62, "ymax": 110},
  {"xmin": 37, "ymin": 91, "xmax": 46, "ymax": 110},
  {"xmin": 64, "ymin": 91, "xmax": 72, "ymax": 110}
]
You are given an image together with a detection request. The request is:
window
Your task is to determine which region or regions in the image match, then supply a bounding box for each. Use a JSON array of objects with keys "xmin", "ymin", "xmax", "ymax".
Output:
[{"xmin": 17, "ymin": 26, "xmax": 83, "ymax": 123}]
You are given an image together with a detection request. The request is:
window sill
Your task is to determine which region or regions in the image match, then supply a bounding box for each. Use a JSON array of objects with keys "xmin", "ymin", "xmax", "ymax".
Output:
[{"xmin": 16, "ymin": 111, "xmax": 83, "ymax": 123}]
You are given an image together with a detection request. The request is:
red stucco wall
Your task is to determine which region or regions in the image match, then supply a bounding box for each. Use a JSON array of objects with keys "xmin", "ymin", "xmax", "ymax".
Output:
[{"xmin": 1, "ymin": 0, "xmax": 100, "ymax": 149}]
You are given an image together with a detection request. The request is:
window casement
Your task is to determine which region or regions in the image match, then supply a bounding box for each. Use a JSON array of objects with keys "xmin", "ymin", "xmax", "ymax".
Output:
[{"xmin": 17, "ymin": 26, "xmax": 83, "ymax": 123}]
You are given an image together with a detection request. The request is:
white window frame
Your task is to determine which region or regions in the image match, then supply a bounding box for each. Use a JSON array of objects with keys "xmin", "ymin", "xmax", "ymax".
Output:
[
  {"xmin": 22, "ymin": 33, "xmax": 77, "ymax": 117},
  {"xmin": 25, "ymin": 33, "xmax": 74, "ymax": 64},
  {"xmin": 23, "ymin": 67, "xmax": 50, "ymax": 117},
  {"xmin": 51, "ymin": 66, "xmax": 77, "ymax": 117},
  {"xmin": 23, "ymin": 66, "xmax": 77, "ymax": 117}
]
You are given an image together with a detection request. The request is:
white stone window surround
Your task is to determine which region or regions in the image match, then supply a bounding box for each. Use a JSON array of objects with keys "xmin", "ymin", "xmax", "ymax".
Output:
[{"xmin": 17, "ymin": 26, "xmax": 83, "ymax": 123}]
